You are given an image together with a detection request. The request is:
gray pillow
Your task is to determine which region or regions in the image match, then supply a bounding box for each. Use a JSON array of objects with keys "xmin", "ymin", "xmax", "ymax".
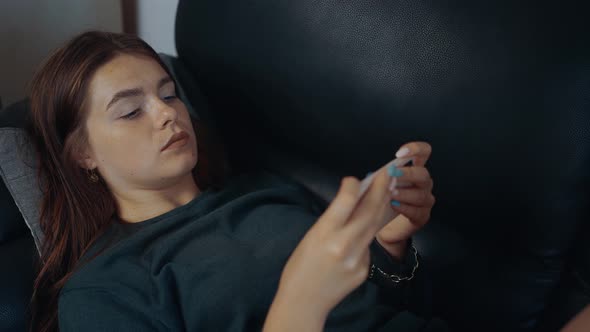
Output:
[{"xmin": 0, "ymin": 127, "xmax": 43, "ymax": 254}]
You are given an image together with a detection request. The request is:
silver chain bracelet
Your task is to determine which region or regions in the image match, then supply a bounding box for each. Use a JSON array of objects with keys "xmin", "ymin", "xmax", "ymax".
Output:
[{"xmin": 368, "ymin": 244, "xmax": 419, "ymax": 283}]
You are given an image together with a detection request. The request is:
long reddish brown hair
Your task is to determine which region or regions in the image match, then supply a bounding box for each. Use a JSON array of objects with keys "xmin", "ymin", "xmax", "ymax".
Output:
[{"xmin": 26, "ymin": 31, "xmax": 231, "ymax": 332}]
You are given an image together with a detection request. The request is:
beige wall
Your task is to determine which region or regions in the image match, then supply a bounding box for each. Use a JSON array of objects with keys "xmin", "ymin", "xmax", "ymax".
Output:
[
  {"xmin": 0, "ymin": 0, "xmax": 180, "ymax": 107},
  {"xmin": 0, "ymin": 0, "xmax": 122, "ymax": 107}
]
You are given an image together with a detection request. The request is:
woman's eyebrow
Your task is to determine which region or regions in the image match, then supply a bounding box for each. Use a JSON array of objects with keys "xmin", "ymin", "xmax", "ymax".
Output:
[
  {"xmin": 158, "ymin": 76, "xmax": 173, "ymax": 89},
  {"xmin": 106, "ymin": 76, "xmax": 173, "ymax": 111},
  {"xmin": 106, "ymin": 88, "xmax": 143, "ymax": 111}
]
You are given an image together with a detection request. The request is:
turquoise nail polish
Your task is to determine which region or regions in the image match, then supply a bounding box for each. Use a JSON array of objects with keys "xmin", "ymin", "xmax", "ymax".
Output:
[
  {"xmin": 387, "ymin": 164, "xmax": 397, "ymax": 176},
  {"xmin": 390, "ymin": 200, "xmax": 401, "ymax": 207},
  {"xmin": 388, "ymin": 164, "xmax": 403, "ymax": 177}
]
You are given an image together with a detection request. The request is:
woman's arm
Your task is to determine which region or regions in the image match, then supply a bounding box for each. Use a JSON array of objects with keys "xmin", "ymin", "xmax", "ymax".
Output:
[{"xmin": 263, "ymin": 290, "xmax": 327, "ymax": 332}]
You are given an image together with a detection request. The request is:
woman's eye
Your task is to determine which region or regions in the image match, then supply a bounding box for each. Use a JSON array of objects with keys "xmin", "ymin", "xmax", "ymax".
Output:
[
  {"xmin": 121, "ymin": 109, "xmax": 141, "ymax": 120},
  {"xmin": 163, "ymin": 95, "xmax": 177, "ymax": 102}
]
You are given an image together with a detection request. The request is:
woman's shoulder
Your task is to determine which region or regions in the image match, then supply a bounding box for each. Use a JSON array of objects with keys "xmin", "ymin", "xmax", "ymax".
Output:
[{"xmin": 61, "ymin": 225, "xmax": 137, "ymax": 292}]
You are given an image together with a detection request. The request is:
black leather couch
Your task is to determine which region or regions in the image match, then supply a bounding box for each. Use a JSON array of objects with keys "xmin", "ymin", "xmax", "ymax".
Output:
[{"xmin": 1, "ymin": 1, "xmax": 589, "ymax": 331}]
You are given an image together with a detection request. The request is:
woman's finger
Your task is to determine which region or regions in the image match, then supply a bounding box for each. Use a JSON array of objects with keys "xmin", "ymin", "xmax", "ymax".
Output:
[
  {"xmin": 391, "ymin": 188, "xmax": 436, "ymax": 207},
  {"xmin": 376, "ymin": 214, "xmax": 418, "ymax": 245},
  {"xmin": 394, "ymin": 166, "xmax": 433, "ymax": 189},
  {"xmin": 396, "ymin": 142, "xmax": 432, "ymax": 167},
  {"xmin": 317, "ymin": 177, "xmax": 361, "ymax": 231},
  {"xmin": 342, "ymin": 167, "xmax": 391, "ymax": 242},
  {"xmin": 390, "ymin": 202, "xmax": 432, "ymax": 226}
]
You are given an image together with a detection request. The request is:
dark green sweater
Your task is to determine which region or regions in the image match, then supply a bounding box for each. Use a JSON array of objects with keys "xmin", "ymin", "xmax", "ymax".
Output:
[{"xmin": 58, "ymin": 171, "xmax": 447, "ymax": 332}]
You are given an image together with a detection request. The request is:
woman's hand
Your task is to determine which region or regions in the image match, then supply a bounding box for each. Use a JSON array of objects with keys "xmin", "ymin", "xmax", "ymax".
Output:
[
  {"xmin": 375, "ymin": 142, "xmax": 435, "ymax": 258},
  {"xmin": 265, "ymin": 165, "xmax": 398, "ymax": 331},
  {"xmin": 264, "ymin": 142, "xmax": 435, "ymax": 332}
]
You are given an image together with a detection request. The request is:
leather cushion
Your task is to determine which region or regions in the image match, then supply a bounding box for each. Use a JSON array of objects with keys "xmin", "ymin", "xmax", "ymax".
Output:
[{"xmin": 175, "ymin": 0, "xmax": 590, "ymax": 328}]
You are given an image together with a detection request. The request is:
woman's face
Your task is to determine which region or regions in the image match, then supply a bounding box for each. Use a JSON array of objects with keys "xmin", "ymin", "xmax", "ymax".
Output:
[{"xmin": 81, "ymin": 53, "xmax": 198, "ymax": 193}]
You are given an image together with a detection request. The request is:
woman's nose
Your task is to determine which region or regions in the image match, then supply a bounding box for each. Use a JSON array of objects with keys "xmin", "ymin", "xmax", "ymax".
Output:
[{"xmin": 153, "ymin": 98, "xmax": 178, "ymax": 128}]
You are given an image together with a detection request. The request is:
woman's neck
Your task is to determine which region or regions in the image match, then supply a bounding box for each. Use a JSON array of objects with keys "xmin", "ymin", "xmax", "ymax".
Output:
[{"xmin": 113, "ymin": 172, "xmax": 201, "ymax": 223}]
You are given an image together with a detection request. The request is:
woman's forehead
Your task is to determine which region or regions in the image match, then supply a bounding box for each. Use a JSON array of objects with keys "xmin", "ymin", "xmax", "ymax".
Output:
[
  {"xmin": 87, "ymin": 54, "xmax": 168, "ymax": 109},
  {"xmin": 92, "ymin": 54, "xmax": 166, "ymax": 91}
]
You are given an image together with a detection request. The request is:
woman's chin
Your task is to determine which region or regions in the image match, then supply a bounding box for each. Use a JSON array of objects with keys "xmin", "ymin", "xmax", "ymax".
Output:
[{"xmin": 169, "ymin": 156, "xmax": 198, "ymax": 180}]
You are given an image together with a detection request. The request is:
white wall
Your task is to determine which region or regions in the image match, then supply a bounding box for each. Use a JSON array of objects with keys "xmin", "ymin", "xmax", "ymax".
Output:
[{"xmin": 136, "ymin": 0, "xmax": 179, "ymax": 56}]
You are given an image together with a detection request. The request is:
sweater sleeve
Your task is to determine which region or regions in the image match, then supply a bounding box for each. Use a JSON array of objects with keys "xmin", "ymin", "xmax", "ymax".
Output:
[
  {"xmin": 366, "ymin": 239, "xmax": 450, "ymax": 332},
  {"xmin": 368, "ymin": 239, "xmax": 433, "ymax": 316},
  {"xmin": 58, "ymin": 288, "xmax": 163, "ymax": 332}
]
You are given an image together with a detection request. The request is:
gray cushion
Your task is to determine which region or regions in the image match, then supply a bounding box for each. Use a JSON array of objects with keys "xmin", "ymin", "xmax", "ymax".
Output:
[{"xmin": 0, "ymin": 128, "xmax": 43, "ymax": 253}]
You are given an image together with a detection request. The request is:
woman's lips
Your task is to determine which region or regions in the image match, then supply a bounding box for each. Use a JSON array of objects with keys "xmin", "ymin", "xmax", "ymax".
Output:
[
  {"xmin": 163, "ymin": 137, "xmax": 188, "ymax": 151},
  {"xmin": 161, "ymin": 131, "xmax": 189, "ymax": 151}
]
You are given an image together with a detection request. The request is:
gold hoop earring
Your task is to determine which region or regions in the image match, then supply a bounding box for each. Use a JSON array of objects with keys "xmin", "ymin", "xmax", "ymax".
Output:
[{"xmin": 87, "ymin": 168, "xmax": 99, "ymax": 183}]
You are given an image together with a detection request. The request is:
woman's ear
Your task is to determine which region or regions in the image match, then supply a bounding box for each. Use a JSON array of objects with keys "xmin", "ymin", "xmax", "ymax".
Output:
[{"xmin": 75, "ymin": 146, "xmax": 97, "ymax": 170}]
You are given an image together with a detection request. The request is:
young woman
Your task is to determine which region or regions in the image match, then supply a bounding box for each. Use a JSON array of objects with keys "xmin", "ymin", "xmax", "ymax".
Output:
[{"xmin": 26, "ymin": 31, "xmax": 441, "ymax": 332}]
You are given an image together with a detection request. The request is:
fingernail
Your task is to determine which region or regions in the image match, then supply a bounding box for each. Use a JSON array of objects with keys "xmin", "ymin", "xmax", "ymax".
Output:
[
  {"xmin": 387, "ymin": 164, "xmax": 401, "ymax": 177},
  {"xmin": 388, "ymin": 164, "xmax": 403, "ymax": 177},
  {"xmin": 396, "ymin": 147, "xmax": 410, "ymax": 158},
  {"xmin": 366, "ymin": 171, "xmax": 373, "ymax": 177},
  {"xmin": 390, "ymin": 200, "xmax": 401, "ymax": 207},
  {"xmin": 392, "ymin": 189, "xmax": 400, "ymax": 196},
  {"xmin": 387, "ymin": 164, "xmax": 396, "ymax": 176}
]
